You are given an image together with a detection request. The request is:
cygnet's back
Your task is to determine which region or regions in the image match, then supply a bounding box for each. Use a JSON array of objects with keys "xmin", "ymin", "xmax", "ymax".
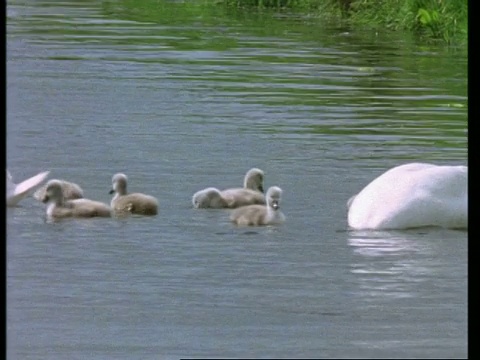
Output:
[
  {"xmin": 192, "ymin": 187, "xmax": 229, "ymax": 208},
  {"xmin": 230, "ymin": 186, "xmax": 285, "ymax": 226},
  {"xmin": 192, "ymin": 168, "xmax": 266, "ymax": 209},
  {"xmin": 109, "ymin": 173, "xmax": 158, "ymax": 215},
  {"xmin": 34, "ymin": 179, "xmax": 84, "ymax": 202},
  {"xmin": 220, "ymin": 188, "xmax": 265, "ymax": 208}
]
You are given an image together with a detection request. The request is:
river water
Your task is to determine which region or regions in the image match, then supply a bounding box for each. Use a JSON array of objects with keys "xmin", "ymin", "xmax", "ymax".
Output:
[{"xmin": 7, "ymin": 1, "xmax": 467, "ymax": 358}]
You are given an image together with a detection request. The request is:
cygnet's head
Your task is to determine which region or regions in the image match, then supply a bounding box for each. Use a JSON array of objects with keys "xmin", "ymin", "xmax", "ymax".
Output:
[
  {"xmin": 244, "ymin": 168, "xmax": 264, "ymax": 193},
  {"xmin": 192, "ymin": 187, "xmax": 224, "ymax": 208},
  {"xmin": 42, "ymin": 180, "xmax": 64, "ymax": 204},
  {"xmin": 266, "ymin": 186, "xmax": 282, "ymax": 210},
  {"xmin": 110, "ymin": 173, "xmax": 128, "ymax": 195}
]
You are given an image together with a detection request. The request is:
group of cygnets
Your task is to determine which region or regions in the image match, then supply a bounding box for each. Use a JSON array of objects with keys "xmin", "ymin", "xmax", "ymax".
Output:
[
  {"xmin": 6, "ymin": 168, "xmax": 286, "ymax": 226},
  {"xmin": 7, "ymin": 162, "xmax": 468, "ymax": 230}
]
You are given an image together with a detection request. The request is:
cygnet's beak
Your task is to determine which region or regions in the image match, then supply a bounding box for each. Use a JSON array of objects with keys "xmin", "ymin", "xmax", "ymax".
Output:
[
  {"xmin": 259, "ymin": 185, "xmax": 264, "ymax": 193},
  {"xmin": 41, "ymin": 195, "xmax": 50, "ymax": 203},
  {"xmin": 271, "ymin": 200, "xmax": 279, "ymax": 210},
  {"xmin": 109, "ymin": 189, "xmax": 115, "ymax": 195}
]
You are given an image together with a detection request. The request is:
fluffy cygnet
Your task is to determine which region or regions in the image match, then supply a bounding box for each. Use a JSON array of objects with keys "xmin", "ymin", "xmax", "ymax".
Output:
[
  {"xmin": 42, "ymin": 179, "xmax": 111, "ymax": 219},
  {"xmin": 34, "ymin": 179, "xmax": 84, "ymax": 202},
  {"xmin": 192, "ymin": 168, "xmax": 265, "ymax": 209},
  {"xmin": 109, "ymin": 173, "xmax": 158, "ymax": 216},
  {"xmin": 230, "ymin": 186, "xmax": 286, "ymax": 226}
]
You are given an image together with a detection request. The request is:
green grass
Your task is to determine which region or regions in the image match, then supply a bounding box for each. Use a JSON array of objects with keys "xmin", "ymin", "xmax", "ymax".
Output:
[{"xmin": 217, "ymin": 0, "xmax": 468, "ymax": 44}]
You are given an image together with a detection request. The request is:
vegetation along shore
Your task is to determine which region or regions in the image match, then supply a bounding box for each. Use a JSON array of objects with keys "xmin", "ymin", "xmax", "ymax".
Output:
[{"xmin": 217, "ymin": 0, "xmax": 467, "ymax": 44}]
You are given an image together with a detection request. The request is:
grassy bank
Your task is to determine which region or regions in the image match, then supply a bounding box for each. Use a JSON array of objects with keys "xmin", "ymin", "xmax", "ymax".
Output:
[{"xmin": 218, "ymin": 0, "xmax": 468, "ymax": 44}]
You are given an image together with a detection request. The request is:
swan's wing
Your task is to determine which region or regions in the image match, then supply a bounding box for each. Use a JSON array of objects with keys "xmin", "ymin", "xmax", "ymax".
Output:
[
  {"xmin": 7, "ymin": 170, "xmax": 49, "ymax": 206},
  {"xmin": 7, "ymin": 170, "xmax": 16, "ymax": 195},
  {"xmin": 14, "ymin": 171, "xmax": 50, "ymax": 197}
]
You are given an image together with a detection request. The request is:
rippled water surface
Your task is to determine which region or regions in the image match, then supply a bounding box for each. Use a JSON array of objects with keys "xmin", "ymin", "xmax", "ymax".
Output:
[{"xmin": 7, "ymin": 1, "xmax": 467, "ymax": 358}]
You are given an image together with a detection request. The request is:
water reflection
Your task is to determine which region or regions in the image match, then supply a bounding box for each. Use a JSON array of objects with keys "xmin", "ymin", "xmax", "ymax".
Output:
[
  {"xmin": 346, "ymin": 229, "xmax": 466, "ymax": 357},
  {"xmin": 348, "ymin": 230, "xmax": 434, "ymax": 300},
  {"xmin": 348, "ymin": 230, "xmax": 422, "ymax": 257}
]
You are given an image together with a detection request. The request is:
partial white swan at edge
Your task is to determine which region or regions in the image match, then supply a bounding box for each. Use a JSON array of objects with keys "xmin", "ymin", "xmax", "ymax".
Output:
[
  {"xmin": 7, "ymin": 169, "xmax": 50, "ymax": 206},
  {"xmin": 347, "ymin": 162, "xmax": 467, "ymax": 230}
]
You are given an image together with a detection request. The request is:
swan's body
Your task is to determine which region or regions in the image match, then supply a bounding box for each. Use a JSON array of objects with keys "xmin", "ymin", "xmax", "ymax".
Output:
[
  {"xmin": 192, "ymin": 168, "xmax": 265, "ymax": 209},
  {"xmin": 7, "ymin": 170, "xmax": 50, "ymax": 206},
  {"xmin": 193, "ymin": 187, "xmax": 265, "ymax": 209},
  {"xmin": 230, "ymin": 186, "xmax": 285, "ymax": 226},
  {"xmin": 347, "ymin": 163, "xmax": 467, "ymax": 230},
  {"xmin": 42, "ymin": 180, "xmax": 111, "ymax": 219},
  {"xmin": 110, "ymin": 173, "xmax": 158, "ymax": 216},
  {"xmin": 34, "ymin": 180, "xmax": 84, "ymax": 201}
]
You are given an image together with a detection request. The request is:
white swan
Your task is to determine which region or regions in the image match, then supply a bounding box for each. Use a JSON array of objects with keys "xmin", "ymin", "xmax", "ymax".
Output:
[
  {"xmin": 347, "ymin": 163, "xmax": 467, "ymax": 230},
  {"xmin": 192, "ymin": 168, "xmax": 265, "ymax": 209},
  {"xmin": 7, "ymin": 169, "xmax": 50, "ymax": 206},
  {"xmin": 41, "ymin": 179, "xmax": 111, "ymax": 219},
  {"xmin": 34, "ymin": 179, "xmax": 84, "ymax": 201},
  {"xmin": 109, "ymin": 173, "xmax": 158, "ymax": 215},
  {"xmin": 230, "ymin": 186, "xmax": 286, "ymax": 226}
]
